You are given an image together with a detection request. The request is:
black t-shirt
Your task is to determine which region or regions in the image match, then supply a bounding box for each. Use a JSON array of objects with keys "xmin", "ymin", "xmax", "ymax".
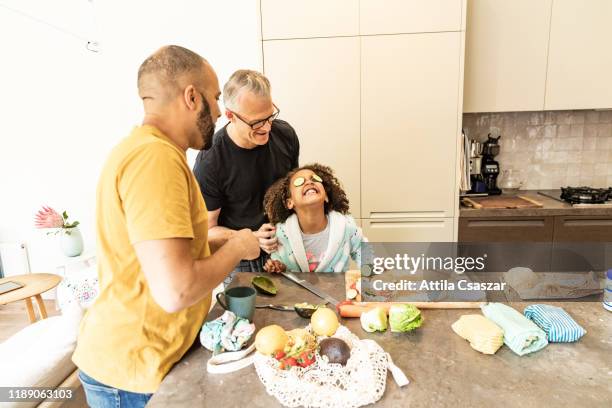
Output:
[{"xmin": 193, "ymin": 119, "xmax": 299, "ymax": 231}]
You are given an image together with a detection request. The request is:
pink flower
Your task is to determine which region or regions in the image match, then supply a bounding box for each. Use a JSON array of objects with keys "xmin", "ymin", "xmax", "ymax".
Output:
[{"xmin": 34, "ymin": 206, "xmax": 64, "ymax": 228}]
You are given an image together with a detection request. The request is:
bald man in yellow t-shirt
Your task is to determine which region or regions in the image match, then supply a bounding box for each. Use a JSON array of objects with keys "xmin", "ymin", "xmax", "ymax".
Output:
[{"xmin": 72, "ymin": 46, "xmax": 260, "ymax": 407}]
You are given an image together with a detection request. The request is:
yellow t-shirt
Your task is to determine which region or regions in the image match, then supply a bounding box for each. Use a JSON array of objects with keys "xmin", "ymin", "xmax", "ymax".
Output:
[{"xmin": 72, "ymin": 125, "xmax": 211, "ymax": 393}]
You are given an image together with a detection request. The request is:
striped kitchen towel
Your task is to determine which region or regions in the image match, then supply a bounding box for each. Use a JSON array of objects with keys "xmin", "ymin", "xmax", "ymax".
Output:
[
  {"xmin": 523, "ymin": 304, "xmax": 586, "ymax": 343},
  {"xmin": 481, "ymin": 303, "xmax": 548, "ymax": 356}
]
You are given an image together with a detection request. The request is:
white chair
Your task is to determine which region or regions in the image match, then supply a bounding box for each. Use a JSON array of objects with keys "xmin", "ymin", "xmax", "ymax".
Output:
[
  {"xmin": 0, "ymin": 306, "xmax": 87, "ymax": 408},
  {"xmin": 0, "ymin": 244, "xmax": 90, "ymax": 407}
]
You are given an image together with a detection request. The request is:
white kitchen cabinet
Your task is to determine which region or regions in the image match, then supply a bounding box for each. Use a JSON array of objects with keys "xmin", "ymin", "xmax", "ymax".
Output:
[
  {"xmin": 263, "ymin": 37, "xmax": 361, "ymax": 217},
  {"xmin": 545, "ymin": 0, "xmax": 612, "ymax": 110},
  {"xmin": 361, "ymin": 33, "xmax": 462, "ymax": 219},
  {"xmin": 359, "ymin": 0, "xmax": 464, "ymax": 35},
  {"xmin": 463, "ymin": 0, "xmax": 552, "ymax": 112},
  {"xmin": 362, "ymin": 218, "xmax": 455, "ymax": 242},
  {"xmin": 260, "ymin": 0, "xmax": 359, "ymax": 39}
]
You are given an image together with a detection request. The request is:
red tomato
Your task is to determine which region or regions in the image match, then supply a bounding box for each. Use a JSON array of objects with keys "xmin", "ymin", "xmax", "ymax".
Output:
[
  {"xmin": 284, "ymin": 357, "xmax": 298, "ymax": 367},
  {"xmin": 297, "ymin": 351, "xmax": 316, "ymax": 367}
]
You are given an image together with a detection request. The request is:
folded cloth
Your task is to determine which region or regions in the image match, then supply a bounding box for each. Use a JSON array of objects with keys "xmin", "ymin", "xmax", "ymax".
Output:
[
  {"xmin": 200, "ymin": 311, "xmax": 255, "ymax": 355},
  {"xmin": 452, "ymin": 314, "xmax": 504, "ymax": 355},
  {"xmin": 523, "ymin": 304, "xmax": 586, "ymax": 342},
  {"xmin": 481, "ymin": 303, "xmax": 548, "ymax": 356}
]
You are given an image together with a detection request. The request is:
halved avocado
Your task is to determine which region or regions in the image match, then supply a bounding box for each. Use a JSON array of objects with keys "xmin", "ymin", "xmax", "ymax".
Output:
[
  {"xmin": 294, "ymin": 303, "xmax": 325, "ymax": 318},
  {"xmin": 252, "ymin": 276, "xmax": 277, "ymax": 296}
]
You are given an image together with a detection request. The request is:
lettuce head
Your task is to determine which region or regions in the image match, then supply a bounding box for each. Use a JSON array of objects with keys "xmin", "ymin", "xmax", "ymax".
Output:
[
  {"xmin": 360, "ymin": 307, "xmax": 388, "ymax": 332},
  {"xmin": 389, "ymin": 304, "xmax": 423, "ymax": 332}
]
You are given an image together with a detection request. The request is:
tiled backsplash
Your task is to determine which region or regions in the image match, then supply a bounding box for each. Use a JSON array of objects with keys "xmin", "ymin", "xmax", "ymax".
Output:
[{"xmin": 462, "ymin": 110, "xmax": 612, "ymax": 189}]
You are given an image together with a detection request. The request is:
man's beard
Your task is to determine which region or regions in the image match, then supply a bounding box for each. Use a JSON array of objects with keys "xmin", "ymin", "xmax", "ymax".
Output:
[{"xmin": 197, "ymin": 97, "xmax": 215, "ymax": 150}]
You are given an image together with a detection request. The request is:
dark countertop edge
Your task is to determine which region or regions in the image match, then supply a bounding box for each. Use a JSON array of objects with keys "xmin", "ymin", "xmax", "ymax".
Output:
[{"xmin": 459, "ymin": 189, "xmax": 612, "ymax": 217}]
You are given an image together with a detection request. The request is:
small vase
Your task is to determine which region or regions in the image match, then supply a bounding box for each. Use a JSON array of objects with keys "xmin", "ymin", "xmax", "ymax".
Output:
[{"xmin": 60, "ymin": 227, "xmax": 84, "ymax": 257}]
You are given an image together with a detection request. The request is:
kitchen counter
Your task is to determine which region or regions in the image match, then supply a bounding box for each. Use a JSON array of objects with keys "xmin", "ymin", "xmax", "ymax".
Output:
[
  {"xmin": 460, "ymin": 189, "xmax": 612, "ymax": 217},
  {"xmin": 148, "ymin": 273, "xmax": 612, "ymax": 408}
]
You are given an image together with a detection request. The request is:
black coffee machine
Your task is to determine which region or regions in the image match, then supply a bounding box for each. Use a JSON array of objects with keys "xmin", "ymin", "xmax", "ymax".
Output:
[{"xmin": 481, "ymin": 134, "xmax": 502, "ymax": 195}]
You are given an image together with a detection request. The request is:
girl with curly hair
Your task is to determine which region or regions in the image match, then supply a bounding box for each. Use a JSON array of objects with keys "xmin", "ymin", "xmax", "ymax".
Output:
[{"xmin": 262, "ymin": 163, "xmax": 366, "ymax": 273}]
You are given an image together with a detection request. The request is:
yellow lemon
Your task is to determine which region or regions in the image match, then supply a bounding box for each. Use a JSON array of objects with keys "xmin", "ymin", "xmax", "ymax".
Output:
[
  {"xmin": 310, "ymin": 307, "xmax": 340, "ymax": 336},
  {"xmin": 255, "ymin": 325, "xmax": 288, "ymax": 355}
]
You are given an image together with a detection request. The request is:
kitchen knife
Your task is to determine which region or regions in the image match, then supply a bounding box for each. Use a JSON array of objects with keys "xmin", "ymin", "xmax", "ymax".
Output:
[
  {"xmin": 255, "ymin": 304, "xmax": 294, "ymax": 311},
  {"xmin": 280, "ymin": 271, "xmax": 340, "ymax": 306}
]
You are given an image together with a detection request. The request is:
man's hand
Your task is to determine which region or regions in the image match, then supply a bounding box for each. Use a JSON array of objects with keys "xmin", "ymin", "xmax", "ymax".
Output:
[
  {"xmin": 264, "ymin": 259, "xmax": 286, "ymax": 274},
  {"xmin": 254, "ymin": 223, "xmax": 278, "ymax": 254},
  {"xmin": 234, "ymin": 228, "xmax": 261, "ymax": 260}
]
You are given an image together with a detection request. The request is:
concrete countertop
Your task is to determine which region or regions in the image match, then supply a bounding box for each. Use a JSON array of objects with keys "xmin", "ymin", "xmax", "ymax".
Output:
[
  {"xmin": 148, "ymin": 273, "xmax": 612, "ymax": 408},
  {"xmin": 460, "ymin": 189, "xmax": 612, "ymax": 217}
]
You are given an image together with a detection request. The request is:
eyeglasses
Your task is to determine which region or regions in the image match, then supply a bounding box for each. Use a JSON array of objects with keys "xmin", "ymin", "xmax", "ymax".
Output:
[
  {"xmin": 293, "ymin": 174, "xmax": 323, "ymax": 187},
  {"xmin": 230, "ymin": 104, "xmax": 280, "ymax": 130}
]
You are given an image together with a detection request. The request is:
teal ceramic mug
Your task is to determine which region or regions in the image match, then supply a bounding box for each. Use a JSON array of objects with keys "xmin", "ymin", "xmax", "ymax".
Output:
[{"xmin": 216, "ymin": 286, "xmax": 256, "ymax": 321}]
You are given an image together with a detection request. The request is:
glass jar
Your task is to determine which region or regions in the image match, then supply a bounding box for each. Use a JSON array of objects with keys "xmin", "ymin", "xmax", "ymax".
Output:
[{"xmin": 499, "ymin": 169, "xmax": 524, "ymax": 194}]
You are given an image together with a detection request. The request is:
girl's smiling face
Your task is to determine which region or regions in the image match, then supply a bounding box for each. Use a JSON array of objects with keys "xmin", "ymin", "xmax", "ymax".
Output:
[{"xmin": 286, "ymin": 169, "xmax": 327, "ymax": 210}]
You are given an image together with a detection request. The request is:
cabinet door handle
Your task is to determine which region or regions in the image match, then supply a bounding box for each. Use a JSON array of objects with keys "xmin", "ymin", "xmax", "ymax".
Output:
[
  {"xmin": 369, "ymin": 220, "xmax": 446, "ymax": 228},
  {"xmin": 562, "ymin": 219, "xmax": 612, "ymax": 227},
  {"xmin": 467, "ymin": 220, "xmax": 545, "ymax": 227},
  {"xmin": 369, "ymin": 211, "xmax": 446, "ymax": 219}
]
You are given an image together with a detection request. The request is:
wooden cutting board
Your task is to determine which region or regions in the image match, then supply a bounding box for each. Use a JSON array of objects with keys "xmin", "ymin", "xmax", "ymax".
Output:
[{"xmin": 462, "ymin": 195, "xmax": 543, "ymax": 209}]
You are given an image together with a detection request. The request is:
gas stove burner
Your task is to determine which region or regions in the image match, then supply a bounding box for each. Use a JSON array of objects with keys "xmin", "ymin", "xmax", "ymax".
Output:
[{"xmin": 560, "ymin": 186, "xmax": 612, "ymax": 204}]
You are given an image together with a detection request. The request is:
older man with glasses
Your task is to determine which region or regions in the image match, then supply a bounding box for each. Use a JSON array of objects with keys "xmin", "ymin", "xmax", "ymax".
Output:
[{"xmin": 193, "ymin": 70, "xmax": 300, "ymax": 276}]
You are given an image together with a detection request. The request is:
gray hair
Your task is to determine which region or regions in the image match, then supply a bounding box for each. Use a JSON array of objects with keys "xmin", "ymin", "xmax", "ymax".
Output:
[{"xmin": 223, "ymin": 69, "xmax": 271, "ymax": 111}]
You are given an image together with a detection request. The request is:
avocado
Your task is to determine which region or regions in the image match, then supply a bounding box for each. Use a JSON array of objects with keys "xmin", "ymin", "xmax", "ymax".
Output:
[
  {"xmin": 318, "ymin": 338, "xmax": 351, "ymax": 366},
  {"xmin": 252, "ymin": 276, "xmax": 277, "ymax": 296},
  {"xmin": 294, "ymin": 303, "xmax": 325, "ymax": 318}
]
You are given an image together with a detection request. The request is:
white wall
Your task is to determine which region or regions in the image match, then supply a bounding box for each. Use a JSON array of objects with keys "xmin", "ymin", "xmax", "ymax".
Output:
[{"xmin": 0, "ymin": 0, "xmax": 261, "ymax": 276}]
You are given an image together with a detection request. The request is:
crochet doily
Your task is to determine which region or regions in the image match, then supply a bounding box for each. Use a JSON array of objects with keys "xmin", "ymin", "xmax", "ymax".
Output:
[{"xmin": 253, "ymin": 325, "xmax": 389, "ymax": 408}]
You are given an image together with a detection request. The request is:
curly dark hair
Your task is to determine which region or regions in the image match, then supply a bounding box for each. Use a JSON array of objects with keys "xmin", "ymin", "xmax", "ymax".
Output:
[{"xmin": 264, "ymin": 163, "xmax": 349, "ymax": 225}]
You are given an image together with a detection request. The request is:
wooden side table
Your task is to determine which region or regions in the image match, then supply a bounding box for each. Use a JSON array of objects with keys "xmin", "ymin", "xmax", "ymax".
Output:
[{"xmin": 0, "ymin": 273, "xmax": 62, "ymax": 322}]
